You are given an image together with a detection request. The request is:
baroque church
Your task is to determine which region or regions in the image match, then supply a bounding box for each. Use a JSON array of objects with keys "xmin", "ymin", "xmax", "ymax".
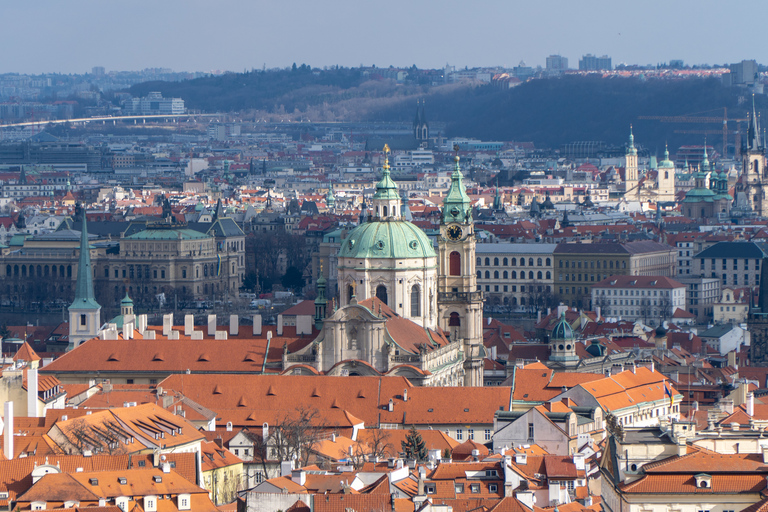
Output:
[
  {"xmin": 284, "ymin": 146, "xmax": 484, "ymax": 386},
  {"xmin": 622, "ymin": 127, "xmax": 675, "ymax": 204}
]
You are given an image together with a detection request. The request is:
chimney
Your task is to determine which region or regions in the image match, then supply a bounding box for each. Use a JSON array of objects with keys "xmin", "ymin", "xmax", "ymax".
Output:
[
  {"xmin": 230, "ymin": 315, "xmax": 239, "ymax": 336},
  {"xmin": 184, "ymin": 315, "xmax": 194, "ymax": 336},
  {"xmin": 291, "ymin": 469, "xmax": 306, "ymax": 486},
  {"xmin": 3, "ymin": 401, "xmax": 13, "ymax": 459},
  {"xmin": 596, "ymin": 306, "xmax": 601, "ymax": 322},
  {"xmin": 27, "ymin": 368, "xmax": 38, "ymax": 417},
  {"xmin": 253, "ymin": 314, "xmax": 262, "ymax": 336},
  {"xmin": 162, "ymin": 313, "xmax": 173, "ymax": 336},
  {"xmin": 207, "ymin": 314, "xmax": 216, "ymax": 336},
  {"xmin": 137, "ymin": 314, "xmax": 148, "ymax": 333},
  {"xmin": 693, "ymin": 401, "xmax": 699, "ymax": 412},
  {"xmin": 388, "ymin": 399, "xmax": 394, "ymax": 412},
  {"xmin": 162, "ymin": 462, "xmax": 171, "ymax": 473},
  {"xmin": 748, "ymin": 392, "xmax": 755, "ymax": 417},
  {"xmin": 277, "ymin": 314, "xmax": 284, "ymax": 336},
  {"xmin": 403, "ymin": 389, "xmax": 408, "ymax": 402}
]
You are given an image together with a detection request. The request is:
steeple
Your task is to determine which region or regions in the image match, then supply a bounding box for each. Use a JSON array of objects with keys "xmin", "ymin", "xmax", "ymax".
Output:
[
  {"xmin": 627, "ymin": 125, "xmax": 637, "ymax": 156},
  {"xmin": 326, "ymin": 182, "xmax": 336, "ymax": 210},
  {"xmin": 493, "ymin": 176, "xmax": 503, "ymax": 211},
  {"xmin": 442, "ymin": 147, "xmax": 472, "ymax": 224},
  {"xmin": 371, "ymin": 144, "xmax": 401, "ymax": 219},
  {"xmin": 748, "ymin": 94, "xmax": 762, "ymax": 152},
  {"xmin": 71, "ymin": 213, "xmax": 98, "ymax": 310},
  {"xmin": 67, "ymin": 209, "xmax": 101, "ymax": 350},
  {"xmin": 701, "ymin": 143, "xmax": 710, "ymax": 171}
]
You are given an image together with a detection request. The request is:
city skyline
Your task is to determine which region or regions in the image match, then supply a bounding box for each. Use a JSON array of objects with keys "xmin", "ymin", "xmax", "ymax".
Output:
[{"xmin": 3, "ymin": 0, "xmax": 767, "ymax": 75}]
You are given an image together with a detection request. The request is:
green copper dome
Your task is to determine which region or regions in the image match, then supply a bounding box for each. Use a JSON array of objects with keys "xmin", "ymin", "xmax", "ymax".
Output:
[
  {"xmin": 658, "ymin": 146, "xmax": 674, "ymax": 169},
  {"xmin": 551, "ymin": 312, "xmax": 574, "ymax": 340},
  {"xmin": 339, "ymin": 220, "xmax": 436, "ymax": 259}
]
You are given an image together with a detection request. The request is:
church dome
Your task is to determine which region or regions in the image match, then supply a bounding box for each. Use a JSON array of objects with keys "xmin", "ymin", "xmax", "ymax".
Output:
[
  {"xmin": 339, "ymin": 220, "xmax": 436, "ymax": 259},
  {"xmin": 551, "ymin": 312, "xmax": 574, "ymax": 340}
]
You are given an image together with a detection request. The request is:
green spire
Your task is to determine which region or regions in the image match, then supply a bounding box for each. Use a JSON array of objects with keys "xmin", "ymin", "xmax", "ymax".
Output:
[
  {"xmin": 701, "ymin": 142, "xmax": 710, "ymax": 171},
  {"xmin": 627, "ymin": 125, "xmax": 637, "ymax": 156},
  {"xmin": 373, "ymin": 144, "xmax": 399, "ymax": 200},
  {"xmin": 442, "ymin": 149, "xmax": 472, "ymax": 224},
  {"xmin": 326, "ymin": 182, "xmax": 336, "ymax": 208},
  {"xmin": 659, "ymin": 144, "xmax": 674, "ymax": 168},
  {"xmin": 69, "ymin": 211, "xmax": 100, "ymax": 311}
]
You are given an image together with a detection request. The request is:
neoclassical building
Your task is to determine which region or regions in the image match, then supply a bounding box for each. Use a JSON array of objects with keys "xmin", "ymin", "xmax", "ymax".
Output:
[{"xmin": 284, "ymin": 147, "xmax": 483, "ymax": 386}]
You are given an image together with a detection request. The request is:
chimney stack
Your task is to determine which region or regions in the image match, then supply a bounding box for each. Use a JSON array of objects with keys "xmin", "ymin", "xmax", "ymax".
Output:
[
  {"xmin": 748, "ymin": 392, "xmax": 755, "ymax": 417},
  {"xmin": 27, "ymin": 368, "xmax": 38, "ymax": 417}
]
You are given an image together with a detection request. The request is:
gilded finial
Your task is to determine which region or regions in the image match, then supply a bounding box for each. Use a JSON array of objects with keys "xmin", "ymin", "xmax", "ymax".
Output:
[{"xmin": 382, "ymin": 144, "xmax": 390, "ymax": 172}]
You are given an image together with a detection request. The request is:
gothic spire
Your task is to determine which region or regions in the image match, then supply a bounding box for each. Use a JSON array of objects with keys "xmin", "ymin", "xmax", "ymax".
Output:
[
  {"xmin": 69, "ymin": 210, "xmax": 99, "ymax": 311},
  {"xmin": 627, "ymin": 125, "xmax": 637, "ymax": 156},
  {"xmin": 748, "ymin": 95, "xmax": 762, "ymax": 151}
]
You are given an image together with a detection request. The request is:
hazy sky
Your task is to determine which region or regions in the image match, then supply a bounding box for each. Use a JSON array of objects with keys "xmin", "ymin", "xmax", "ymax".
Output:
[{"xmin": 3, "ymin": 0, "xmax": 766, "ymax": 74}]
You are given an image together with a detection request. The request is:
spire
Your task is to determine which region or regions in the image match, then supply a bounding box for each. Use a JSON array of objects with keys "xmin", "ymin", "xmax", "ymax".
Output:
[
  {"xmin": 326, "ymin": 182, "xmax": 336, "ymax": 209},
  {"xmin": 372, "ymin": 144, "xmax": 400, "ymax": 219},
  {"xmin": 69, "ymin": 211, "xmax": 99, "ymax": 311},
  {"xmin": 442, "ymin": 145, "xmax": 472, "ymax": 224},
  {"xmin": 493, "ymin": 175, "xmax": 502, "ymax": 210},
  {"xmin": 627, "ymin": 125, "xmax": 637, "ymax": 156},
  {"xmin": 701, "ymin": 142, "xmax": 710, "ymax": 171},
  {"xmin": 748, "ymin": 94, "xmax": 762, "ymax": 151}
]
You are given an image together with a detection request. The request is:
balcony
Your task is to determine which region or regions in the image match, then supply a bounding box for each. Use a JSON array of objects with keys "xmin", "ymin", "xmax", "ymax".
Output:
[{"xmin": 439, "ymin": 291, "xmax": 483, "ymax": 302}]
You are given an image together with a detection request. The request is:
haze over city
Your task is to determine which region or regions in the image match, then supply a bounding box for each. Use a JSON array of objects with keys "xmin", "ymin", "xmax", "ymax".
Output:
[{"xmin": 2, "ymin": 0, "xmax": 767, "ymax": 74}]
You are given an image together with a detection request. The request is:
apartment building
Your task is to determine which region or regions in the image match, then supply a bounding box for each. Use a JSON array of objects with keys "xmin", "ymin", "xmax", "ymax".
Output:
[
  {"xmin": 591, "ymin": 275, "xmax": 686, "ymax": 325},
  {"xmin": 475, "ymin": 243, "xmax": 557, "ymax": 309}
]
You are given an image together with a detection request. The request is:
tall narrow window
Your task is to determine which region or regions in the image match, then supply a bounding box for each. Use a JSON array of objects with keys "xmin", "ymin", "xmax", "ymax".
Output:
[
  {"xmin": 376, "ymin": 285, "xmax": 388, "ymax": 305},
  {"xmin": 411, "ymin": 285, "xmax": 421, "ymax": 317},
  {"xmin": 450, "ymin": 251, "xmax": 461, "ymax": 276},
  {"xmin": 449, "ymin": 312, "xmax": 461, "ymax": 326}
]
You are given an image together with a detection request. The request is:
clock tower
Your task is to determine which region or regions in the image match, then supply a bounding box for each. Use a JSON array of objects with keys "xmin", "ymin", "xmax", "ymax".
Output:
[{"xmin": 438, "ymin": 152, "xmax": 484, "ymax": 386}]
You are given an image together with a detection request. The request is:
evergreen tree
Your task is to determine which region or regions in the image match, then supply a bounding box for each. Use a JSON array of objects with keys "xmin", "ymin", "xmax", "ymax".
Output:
[{"xmin": 401, "ymin": 425, "xmax": 427, "ymax": 461}]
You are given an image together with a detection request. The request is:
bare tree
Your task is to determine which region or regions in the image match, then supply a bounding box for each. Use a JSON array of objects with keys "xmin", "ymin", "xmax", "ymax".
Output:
[
  {"xmin": 58, "ymin": 419, "xmax": 129, "ymax": 455},
  {"xmin": 263, "ymin": 406, "xmax": 327, "ymax": 472}
]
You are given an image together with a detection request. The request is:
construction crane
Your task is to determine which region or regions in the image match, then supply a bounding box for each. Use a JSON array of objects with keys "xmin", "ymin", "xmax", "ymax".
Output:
[{"xmin": 638, "ymin": 107, "xmax": 747, "ymax": 157}]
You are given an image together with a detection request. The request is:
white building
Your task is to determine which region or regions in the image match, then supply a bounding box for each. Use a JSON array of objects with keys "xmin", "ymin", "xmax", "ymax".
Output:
[
  {"xmin": 122, "ymin": 91, "xmax": 185, "ymax": 115},
  {"xmin": 592, "ymin": 275, "xmax": 686, "ymax": 324}
]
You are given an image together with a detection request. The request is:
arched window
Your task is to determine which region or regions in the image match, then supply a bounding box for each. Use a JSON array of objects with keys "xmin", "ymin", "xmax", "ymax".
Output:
[
  {"xmin": 529, "ymin": 258, "xmax": 534, "ymax": 266},
  {"xmin": 411, "ymin": 285, "xmax": 421, "ymax": 317},
  {"xmin": 520, "ymin": 259, "xmax": 525, "ymax": 267},
  {"xmin": 503, "ymin": 271, "xmax": 508, "ymax": 279},
  {"xmin": 511, "ymin": 258, "xmax": 517, "ymax": 266},
  {"xmin": 511, "ymin": 297, "xmax": 517, "ymax": 305},
  {"xmin": 546, "ymin": 271, "xmax": 551, "ymax": 279},
  {"xmin": 13, "ymin": 265, "xmax": 18, "ymax": 277},
  {"xmin": 494, "ymin": 271, "xmax": 499, "ymax": 279},
  {"xmin": 664, "ymin": 171, "xmax": 669, "ymax": 179},
  {"xmin": 485, "ymin": 271, "xmax": 490, "ymax": 279},
  {"xmin": 376, "ymin": 285, "xmax": 388, "ymax": 305},
  {"xmin": 537, "ymin": 271, "xmax": 543, "ymax": 279},
  {"xmin": 537, "ymin": 258, "xmax": 542, "ymax": 266},
  {"xmin": 383, "ymin": 205, "xmax": 388, "ymax": 217},
  {"xmin": 529, "ymin": 271, "xmax": 534, "ymax": 279},
  {"xmin": 450, "ymin": 252, "xmax": 461, "ymax": 276},
  {"xmin": 520, "ymin": 297, "xmax": 526, "ymax": 306},
  {"xmin": 44, "ymin": 265, "xmax": 49, "ymax": 277},
  {"xmin": 511, "ymin": 271, "xmax": 517, "ymax": 279},
  {"xmin": 503, "ymin": 258, "xmax": 508, "ymax": 266},
  {"xmin": 348, "ymin": 284, "xmax": 354, "ymax": 303},
  {"xmin": 449, "ymin": 312, "xmax": 461, "ymax": 326},
  {"xmin": 476, "ymin": 257, "xmax": 481, "ymax": 266},
  {"xmin": 5, "ymin": 265, "xmax": 9, "ymax": 277},
  {"xmin": 36, "ymin": 265, "xmax": 41, "ymax": 277},
  {"xmin": 494, "ymin": 257, "xmax": 499, "ymax": 266},
  {"xmin": 21, "ymin": 266, "xmax": 26, "ymax": 278},
  {"xmin": 546, "ymin": 258, "xmax": 551, "ymax": 266},
  {"xmin": 485, "ymin": 258, "xmax": 490, "ymax": 266},
  {"xmin": 477, "ymin": 271, "xmax": 481, "ymax": 278}
]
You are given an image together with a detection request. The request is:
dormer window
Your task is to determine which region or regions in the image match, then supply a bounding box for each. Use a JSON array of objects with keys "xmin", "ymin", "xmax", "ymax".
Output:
[{"xmin": 694, "ymin": 473, "xmax": 711, "ymax": 488}]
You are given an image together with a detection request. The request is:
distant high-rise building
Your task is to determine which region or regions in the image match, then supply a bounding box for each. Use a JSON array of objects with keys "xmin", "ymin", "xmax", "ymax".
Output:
[
  {"xmin": 579, "ymin": 54, "xmax": 612, "ymax": 71},
  {"xmin": 729, "ymin": 60, "xmax": 758, "ymax": 85},
  {"xmin": 546, "ymin": 55, "xmax": 568, "ymax": 72},
  {"xmin": 91, "ymin": 66, "xmax": 105, "ymax": 77}
]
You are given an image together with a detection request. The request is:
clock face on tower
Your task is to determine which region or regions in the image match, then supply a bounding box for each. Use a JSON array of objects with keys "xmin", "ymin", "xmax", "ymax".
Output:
[{"xmin": 446, "ymin": 225, "xmax": 462, "ymax": 241}]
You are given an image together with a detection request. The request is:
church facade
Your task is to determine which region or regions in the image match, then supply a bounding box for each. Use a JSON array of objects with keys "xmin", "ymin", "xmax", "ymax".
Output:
[{"xmin": 284, "ymin": 147, "xmax": 483, "ymax": 386}]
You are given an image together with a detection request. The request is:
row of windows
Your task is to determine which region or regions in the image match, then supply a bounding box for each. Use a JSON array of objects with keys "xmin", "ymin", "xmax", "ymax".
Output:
[
  {"xmin": 560, "ymin": 259, "xmax": 626, "ymax": 270},
  {"xmin": 455, "ymin": 428, "xmax": 492, "ymax": 441},
  {"xmin": 598, "ymin": 289, "xmax": 671, "ymax": 297},
  {"xmin": 702, "ymin": 258, "xmax": 760, "ymax": 271},
  {"xmin": 478, "ymin": 257, "xmax": 550, "ymax": 267},
  {"xmin": 481, "ymin": 285, "xmax": 551, "ymax": 297},
  {"xmin": 479, "ymin": 270, "xmax": 551, "ymax": 280},
  {"xmin": 6, "ymin": 264, "xmax": 71, "ymax": 278}
]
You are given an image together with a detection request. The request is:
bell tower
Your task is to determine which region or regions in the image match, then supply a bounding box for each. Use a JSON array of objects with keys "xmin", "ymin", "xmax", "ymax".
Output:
[
  {"xmin": 437, "ymin": 149, "xmax": 483, "ymax": 386},
  {"xmin": 624, "ymin": 126, "xmax": 639, "ymax": 200},
  {"xmin": 741, "ymin": 96, "xmax": 767, "ymax": 215}
]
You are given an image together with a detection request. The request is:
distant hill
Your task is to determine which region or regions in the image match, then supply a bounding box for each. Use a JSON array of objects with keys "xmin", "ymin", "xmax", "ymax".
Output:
[{"xmin": 129, "ymin": 68, "xmax": 764, "ymax": 156}]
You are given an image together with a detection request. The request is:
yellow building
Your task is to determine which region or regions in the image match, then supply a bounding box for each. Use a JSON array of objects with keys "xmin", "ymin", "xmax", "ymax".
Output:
[{"xmin": 200, "ymin": 440, "xmax": 245, "ymax": 506}]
